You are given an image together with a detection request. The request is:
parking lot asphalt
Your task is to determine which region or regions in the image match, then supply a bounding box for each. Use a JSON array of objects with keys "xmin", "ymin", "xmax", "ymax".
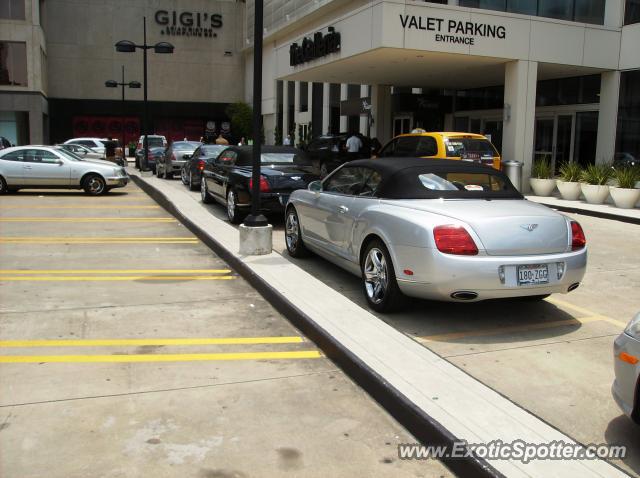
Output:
[
  {"xmin": 157, "ymin": 175, "xmax": 640, "ymax": 477},
  {"xmin": 0, "ymin": 183, "xmax": 451, "ymax": 478}
]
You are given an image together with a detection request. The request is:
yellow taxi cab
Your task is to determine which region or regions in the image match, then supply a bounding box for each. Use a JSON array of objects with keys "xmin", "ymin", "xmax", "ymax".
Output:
[{"xmin": 377, "ymin": 130, "xmax": 501, "ymax": 170}]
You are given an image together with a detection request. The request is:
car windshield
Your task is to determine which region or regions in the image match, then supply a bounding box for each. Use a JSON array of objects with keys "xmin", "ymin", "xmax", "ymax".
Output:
[
  {"xmin": 145, "ymin": 138, "xmax": 164, "ymax": 148},
  {"xmin": 444, "ymin": 138, "xmax": 498, "ymax": 158},
  {"xmin": 172, "ymin": 141, "xmax": 200, "ymax": 151},
  {"xmin": 54, "ymin": 148, "xmax": 81, "ymax": 161},
  {"xmin": 261, "ymin": 153, "xmax": 297, "ymax": 164}
]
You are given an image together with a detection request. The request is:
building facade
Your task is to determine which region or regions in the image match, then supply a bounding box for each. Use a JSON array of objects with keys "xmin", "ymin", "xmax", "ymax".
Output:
[
  {"xmin": 1, "ymin": 0, "xmax": 245, "ymax": 146},
  {"xmin": 245, "ymin": 0, "xmax": 640, "ymax": 184}
]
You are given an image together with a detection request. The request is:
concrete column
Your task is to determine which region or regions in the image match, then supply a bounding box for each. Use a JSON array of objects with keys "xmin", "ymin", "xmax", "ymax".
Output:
[
  {"xmin": 322, "ymin": 83, "xmax": 330, "ymax": 135},
  {"xmin": 411, "ymin": 88, "xmax": 423, "ymax": 94},
  {"xmin": 359, "ymin": 85, "xmax": 369, "ymax": 135},
  {"xmin": 282, "ymin": 80, "xmax": 289, "ymax": 142},
  {"xmin": 339, "ymin": 83, "xmax": 348, "ymax": 132},
  {"xmin": 595, "ymin": 71, "xmax": 621, "ymax": 164},
  {"xmin": 294, "ymin": 81, "xmax": 301, "ymax": 143},
  {"xmin": 370, "ymin": 85, "xmax": 392, "ymax": 144},
  {"xmin": 604, "ymin": 0, "xmax": 625, "ymax": 27},
  {"xmin": 28, "ymin": 110, "xmax": 43, "ymax": 144},
  {"xmin": 502, "ymin": 60, "xmax": 537, "ymax": 189}
]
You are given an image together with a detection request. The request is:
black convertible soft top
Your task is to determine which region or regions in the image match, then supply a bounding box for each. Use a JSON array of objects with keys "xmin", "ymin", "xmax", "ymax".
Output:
[{"xmin": 341, "ymin": 157, "xmax": 523, "ymax": 200}]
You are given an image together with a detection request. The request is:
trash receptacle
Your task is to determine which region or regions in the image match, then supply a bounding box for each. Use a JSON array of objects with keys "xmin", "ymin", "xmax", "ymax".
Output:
[{"xmin": 503, "ymin": 160, "xmax": 522, "ymax": 192}]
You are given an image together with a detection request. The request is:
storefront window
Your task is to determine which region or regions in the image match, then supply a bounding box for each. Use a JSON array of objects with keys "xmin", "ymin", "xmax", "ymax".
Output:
[
  {"xmin": 460, "ymin": 0, "xmax": 604, "ymax": 24},
  {"xmin": 615, "ymin": 70, "xmax": 640, "ymax": 165},
  {"xmin": 0, "ymin": 42, "xmax": 28, "ymax": 87},
  {"xmin": 574, "ymin": 111, "xmax": 598, "ymax": 167},
  {"xmin": 625, "ymin": 0, "xmax": 640, "ymax": 24},
  {"xmin": 299, "ymin": 81, "xmax": 308, "ymax": 112},
  {"xmin": 0, "ymin": 0, "xmax": 25, "ymax": 20},
  {"xmin": 536, "ymin": 75, "xmax": 600, "ymax": 107}
]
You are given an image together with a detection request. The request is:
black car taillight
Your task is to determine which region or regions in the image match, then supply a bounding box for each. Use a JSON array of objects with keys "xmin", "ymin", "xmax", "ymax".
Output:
[{"xmin": 249, "ymin": 175, "xmax": 271, "ymax": 193}]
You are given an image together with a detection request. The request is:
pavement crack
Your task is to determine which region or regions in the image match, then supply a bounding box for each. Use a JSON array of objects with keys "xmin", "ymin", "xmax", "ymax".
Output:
[
  {"xmin": 0, "ymin": 369, "xmax": 340, "ymax": 408},
  {"xmin": 440, "ymin": 333, "xmax": 620, "ymax": 358}
]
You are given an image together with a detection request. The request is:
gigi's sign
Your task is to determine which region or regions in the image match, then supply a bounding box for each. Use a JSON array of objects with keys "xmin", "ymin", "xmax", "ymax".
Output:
[
  {"xmin": 290, "ymin": 27, "xmax": 341, "ymax": 67},
  {"xmin": 154, "ymin": 10, "xmax": 223, "ymax": 38}
]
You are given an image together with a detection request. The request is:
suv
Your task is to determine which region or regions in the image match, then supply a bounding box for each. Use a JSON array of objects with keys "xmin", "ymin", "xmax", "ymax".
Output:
[
  {"xmin": 378, "ymin": 131, "xmax": 501, "ymax": 170},
  {"xmin": 135, "ymin": 135, "xmax": 167, "ymax": 171}
]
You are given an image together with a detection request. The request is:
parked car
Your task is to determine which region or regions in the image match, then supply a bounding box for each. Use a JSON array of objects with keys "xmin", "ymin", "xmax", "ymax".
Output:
[
  {"xmin": 377, "ymin": 131, "xmax": 502, "ymax": 170},
  {"xmin": 612, "ymin": 312, "xmax": 640, "ymax": 424},
  {"xmin": 304, "ymin": 133, "xmax": 371, "ymax": 177},
  {"xmin": 63, "ymin": 137, "xmax": 125, "ymax": 165},
  {"xmin": 0, "ymin": 146, "xmax": 128, "ymax": 195},
  {"xmin": 58, "ymin": 143, "xmax": 106, "ymax": 161},
  {"xmin": 145, "ymin": 147, "xmax": 166, "ymax": 174},
  {"xmin": 156, "ymin": 141, "xmax": 201, "ymax": 179},
  {"xmin": 285, "ymin": 157, "xmax": 587, "ymax": 312},
  {"xmin": 135, "ymin": 135, "xmax": 167, "ymax": 171},
  {"xmin": 181, "ymin": 144, "xmax": 227, "ymax": 190},
  {"xmin": 200, "ymin": 145, "xmax": 319, "ymax": 223},
  {"xmin": 0, "ymin": 136, "xmax": 12, "ymax": 149},
  {"xmin": 613, "ymin": 152, "xmax": 637, "ymax": 168}
]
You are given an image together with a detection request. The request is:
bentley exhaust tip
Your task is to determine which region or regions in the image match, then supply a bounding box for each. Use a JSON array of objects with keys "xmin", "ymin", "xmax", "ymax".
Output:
[
  {"xmin": 568, "ymin": 282, "xmax": 580, "ymax": 292},
  {"xmin": 451, "ymin": 291, "xmax": 478, "ymax": 301}
]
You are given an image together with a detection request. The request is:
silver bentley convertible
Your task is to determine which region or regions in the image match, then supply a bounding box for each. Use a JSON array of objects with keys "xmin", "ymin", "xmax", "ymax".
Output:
[{"xmin": 284, "ymin": 158, "xmax": 587, "ymax": 312}]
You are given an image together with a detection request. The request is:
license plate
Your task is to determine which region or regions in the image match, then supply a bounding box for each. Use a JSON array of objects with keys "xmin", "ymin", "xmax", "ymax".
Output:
[{"xmin": 517, "ymin": 264, "xmax": 549, "ymax": 285}]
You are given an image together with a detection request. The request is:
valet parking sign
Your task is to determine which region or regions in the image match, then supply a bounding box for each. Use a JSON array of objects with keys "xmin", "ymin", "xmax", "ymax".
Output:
[{"xmin": 399, "ymin": 14, "xmax": 506, "ymax": 45}]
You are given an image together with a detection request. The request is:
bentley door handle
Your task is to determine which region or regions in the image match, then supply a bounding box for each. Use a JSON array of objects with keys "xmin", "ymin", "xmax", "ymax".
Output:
[{"xmin": 338, "ymin": 205, "xmax": 348, "ymax": 214}]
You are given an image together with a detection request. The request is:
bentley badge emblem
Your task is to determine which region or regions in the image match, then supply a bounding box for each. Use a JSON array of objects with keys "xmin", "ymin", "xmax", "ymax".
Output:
[{"xmin": 520, "ymin": 224, "xmax": 539, "ymax": 232}]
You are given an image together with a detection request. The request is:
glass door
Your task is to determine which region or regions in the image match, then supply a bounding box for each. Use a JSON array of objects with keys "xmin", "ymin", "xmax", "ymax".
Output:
[
  {"xmin": 534, "ymin": 118, "xmax": 555, "ymax": 167},
  {"xmin": 534, "ymin": 114, "xmax": 577, "ymax": 173},
  {"xmin": 393, "ymin": 115, "xmax": 412, "ymax": 136}
]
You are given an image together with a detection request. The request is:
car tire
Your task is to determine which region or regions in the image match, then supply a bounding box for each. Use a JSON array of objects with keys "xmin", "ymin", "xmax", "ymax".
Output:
[
  {"xmin": 226, "ymin": 188, "xmax": 244, "ymax": 224},
  {"xmin": 165, "ymin": 171, "xmax": 173, "ymax": 180},
  {"xmin": 82, "ymin": 174, "xmax": 107, "ymax": 195},
  {"xmin": 285, "ymin": 206, "xmax": 309, "ymax": 258},
  {"xmin": 361, "ymin": 239, "xmax": 404, "ymax": 313},
  {"xmin": 188, "ymin": 172, "xmax": 198, "ymax": 191},
  {"xmin": 200, "ymin": 176, "xmax": 214, "ymax": 204},
  {"xmin": 0, "ymin": 176, "xmax": 7, "ymax": 194},
  {"xmin": 181, "ymin": 168, "xmax": 188, "ymax": 185}
]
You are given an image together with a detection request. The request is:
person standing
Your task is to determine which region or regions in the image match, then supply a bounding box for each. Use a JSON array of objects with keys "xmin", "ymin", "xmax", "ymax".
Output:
[
  {"xmin": 283, "ymin": 134, "xmax": 291, "ymax": 146},
  {"xmin": 105, "ymin": 137, "xmax": 117, "ymax": 163},
  {"xmin": 346, "ymin": 132, "xmax": 362, "ymax": 161}
]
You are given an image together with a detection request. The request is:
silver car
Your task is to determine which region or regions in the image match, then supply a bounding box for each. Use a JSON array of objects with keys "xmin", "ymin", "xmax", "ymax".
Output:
[
  {"xmin": 0, "ymin": 146, "xmax": 128, "ymax": 195},
  {"xmin": 613, "ymin": 313, "xmax": 640, "ymax": 424},
  {"xmin": 285, "ymin": 158, "xmax": 587, "ymax": 312}
]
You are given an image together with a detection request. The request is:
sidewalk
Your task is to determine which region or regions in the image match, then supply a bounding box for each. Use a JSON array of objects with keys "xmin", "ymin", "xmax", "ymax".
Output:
[
  {"xmin": 130, "ymin": 169, "xmax": 629, "ymax": 478},
  {"xmin": 526, "ymin": 195, "xmax": 640, "ymax": 225}
]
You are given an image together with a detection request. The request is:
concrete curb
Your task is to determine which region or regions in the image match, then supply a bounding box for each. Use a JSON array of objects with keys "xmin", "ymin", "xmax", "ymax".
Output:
[
  {"xmin": 533, "ymin": 202, "xmax": 640, "ymax": 225},
  {"xmin": 131, "ymin": 174, "xmax": 501, "ymax": 478}
]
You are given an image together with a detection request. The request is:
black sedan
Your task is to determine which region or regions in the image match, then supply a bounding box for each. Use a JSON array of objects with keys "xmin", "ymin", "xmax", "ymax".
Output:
[
  {"xmin": 304, "ymin": 133, "xmax": 371, "ymax": 177},
  {"xmin": 181, "ymin": 144, "xmax": 227, "ymax": 190},
  {"xmin": 200, "ymin": 145, "xmax": 319, "ymax": 223}
]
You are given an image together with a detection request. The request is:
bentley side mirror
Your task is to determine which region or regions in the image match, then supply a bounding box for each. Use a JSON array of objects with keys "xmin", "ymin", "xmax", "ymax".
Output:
[
  {"xmin": 56, "ymin": 160, "xmax": 64, "ymax": 166},
  {"xmin": 308, "ymin": 180, "xmax": 322, "ymax": 193}
]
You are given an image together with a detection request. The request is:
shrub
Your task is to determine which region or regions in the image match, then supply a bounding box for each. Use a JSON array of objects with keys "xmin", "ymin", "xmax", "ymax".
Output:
[
  {"xmin": 580, "ymin": 163, "xmax": 613, "ymax": 185},
  {"xmin": 531, "ymin": 158, "xmax": 552, "ymax": 179},
  {"xmin": 613, "ymin": 166, "xmax": 640, "ymax": 189},
  {"xmin": 558, "ymin": 161, "xmax": 582, "ymax": 182}
]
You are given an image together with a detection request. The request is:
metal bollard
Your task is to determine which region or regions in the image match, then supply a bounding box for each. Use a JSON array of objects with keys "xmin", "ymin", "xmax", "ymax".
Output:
[{"xmin": 503, "ymin": 160, "xmax": 523, "ymax": 192}]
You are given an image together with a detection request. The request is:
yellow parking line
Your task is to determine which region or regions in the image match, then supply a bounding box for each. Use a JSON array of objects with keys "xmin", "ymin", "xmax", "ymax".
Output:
[
  {"xmin": 0, "ymin": 240, "xmax": 199, "ymax": 244},
  {"xmin": 0, "ymin": 237, "xmax": 194, "ymax": 241},
  {"xmin": 0, "ymin": 269, "xmax": 231, "ymax": 274},
  {"xmin": 0, "ymin": 351, "xmax": 322, "ymax": 363},
  {"xmin": 0, "ymin": 337, "xmax": 305, "ymax": 347},
  {"xmin": 0, "ymin": 276, "xmax": 236, "ymax": 281},
  {"xmin": 0, "ymin": 218, "xmax": 175, "ymax": 222},
  {"xmin": 547, "ymin": 297, "xmax": 628, "ymax": 328},
  {"xmin": 419, "ymin": 315, "xmax": 606, "ymax": 342}
]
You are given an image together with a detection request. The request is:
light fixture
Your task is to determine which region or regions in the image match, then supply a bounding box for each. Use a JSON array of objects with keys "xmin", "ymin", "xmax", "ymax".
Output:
[
  {"xmin": 154, "ymin": 42, "xmax": 174, "ymax": 54},
  {"xmin": 115, "ymin": 40, "xmax": 136, "ymax": 53},
  {"xmin": 105, "ymin": 80, "xmax": 118, "ymax": 88},
  {"xmin": 224, "ymin": 51, "xmax": 233, "ymax": 56}
]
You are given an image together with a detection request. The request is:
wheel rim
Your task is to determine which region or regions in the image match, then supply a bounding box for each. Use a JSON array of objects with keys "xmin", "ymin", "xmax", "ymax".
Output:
[
  {"xmin": 285, "ymin": 210, "xmax": 299, "ymax": 251},
  {"xmin": 87, "ymin": 177, "xmax": 104, "ymax": 194},
  {"xmin": 363, "ymin": 248, "xmax": 388, "ymax": 304},
  {"xmin": 0, "ymin": 179, "xmax": 5, "ymax": 193},
  {"xmin": 227, "ymin": 190, "xmax": 236, "ymax": 220},
  {"xmin": 200, "ymin": 178, "xmax": 207, "ymax": 200}
]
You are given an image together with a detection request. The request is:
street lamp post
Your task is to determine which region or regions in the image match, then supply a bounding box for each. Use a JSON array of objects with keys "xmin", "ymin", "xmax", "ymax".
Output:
[
  {"xmin": 243, "ymin": 0, "xmax": 268, "ymax": 228},
  {"xmin": 114, "ymin": 16, "xmax": 174, "ymax": 171},
  {"xmin": 105, "ymin": 65, "xmax": 141, "ymax": 163}
]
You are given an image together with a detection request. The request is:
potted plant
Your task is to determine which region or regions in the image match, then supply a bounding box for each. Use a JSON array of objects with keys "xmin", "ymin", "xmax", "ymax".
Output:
[
  {"xmin": 556, "ymin": 162, "xmax": 582, "ymax": 200},
  {"xmin": 610, "ymin": 167, "xmax": 640, "ymax": 209},
  {"xmin": 529, "ymin": 158, "xmax": 556, "ymax": 196},
  {"xmin": 580, "ymin": 163, "xmax": 613, "ymax": 204}
]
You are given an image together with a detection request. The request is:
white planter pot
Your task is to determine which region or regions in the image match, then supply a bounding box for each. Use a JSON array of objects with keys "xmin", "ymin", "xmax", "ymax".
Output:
[
  {"xmin": 580, "ymin": 184, "xmax": 610, "ymax": 204},
  {"xmin": 556, "ymin": 180, "xmax": 581, "ymax": 201},
  {"xmin": 609, "ymin": 187, "xmax": 640, "ymax": 209},
  {"xmin": 529, "ymin": 178, "xmax": 556, "ymax": 196}
]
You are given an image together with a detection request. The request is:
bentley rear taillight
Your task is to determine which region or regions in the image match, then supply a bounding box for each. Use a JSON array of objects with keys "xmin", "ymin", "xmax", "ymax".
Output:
[
  {"xmin": 433, "ymin": 225, "xmax": 478, "ymax": 255},
  {"xmin": 249, "ymin": 175, "xmax": 271, "ymax": 193},
  {"xmin": 571, "ymin": 221, "xmax": 586, "ymax": 250}
]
